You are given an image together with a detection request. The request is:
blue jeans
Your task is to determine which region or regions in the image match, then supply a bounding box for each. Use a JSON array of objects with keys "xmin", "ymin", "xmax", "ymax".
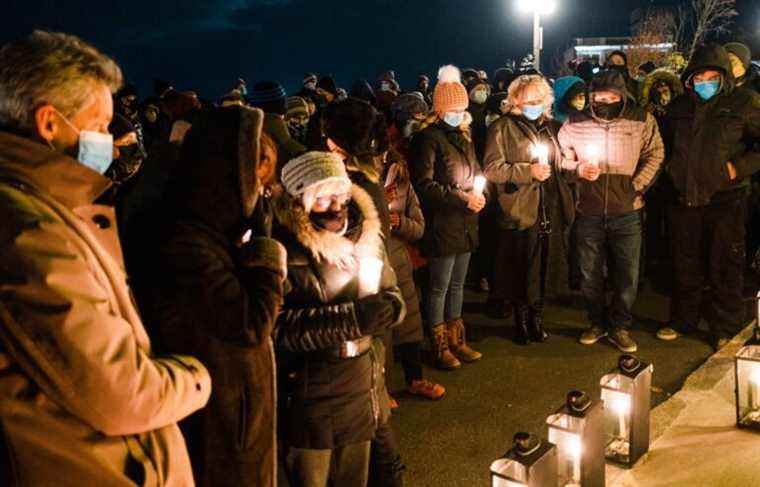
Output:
[
  {"xmin": 575, "ymin": 212, "xmax": 642, "ymax": 331},
  {"xmin": 426, "ymin": 253, "xmax": 471, "ymax": 326}
]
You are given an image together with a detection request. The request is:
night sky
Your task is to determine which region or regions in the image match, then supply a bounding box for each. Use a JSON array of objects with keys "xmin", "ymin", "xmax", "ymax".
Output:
[{"xmin": 2, "ymin": 0, "xmax": 759, "ymax": 99}]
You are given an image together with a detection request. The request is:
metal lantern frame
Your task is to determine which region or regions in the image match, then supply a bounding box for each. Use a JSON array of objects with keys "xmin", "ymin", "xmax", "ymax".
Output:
[
  {"xmin": 490, "ymin": 432, "xmax": 558, "ymax": 487},
  {"xmin": 546, "ymin": 391, "xmax": 605, "ymax": 487},
  {"xmin": 735, "ymin": 289, "xmax": 760, "ymax": 431},
  {"xmin": 599, "ymin": 355, "xmax": 653, "ymax": 467}
]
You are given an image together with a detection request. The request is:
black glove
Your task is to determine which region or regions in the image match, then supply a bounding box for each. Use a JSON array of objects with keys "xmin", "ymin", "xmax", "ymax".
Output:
[{"xmin": 355, "ymin": 291, "xmax": 398, "ymax": 336}]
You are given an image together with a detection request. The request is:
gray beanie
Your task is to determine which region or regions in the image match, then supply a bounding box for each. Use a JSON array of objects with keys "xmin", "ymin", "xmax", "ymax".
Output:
[{"xmin": 281, "ymin": 151, "xmax": 351, "ymax": 198}]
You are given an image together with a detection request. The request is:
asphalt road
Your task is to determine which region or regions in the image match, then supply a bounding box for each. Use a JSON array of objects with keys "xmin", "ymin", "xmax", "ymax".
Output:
[{"xmin": 391, "ymin": 277, "xmax": 729, "ymax": 487}]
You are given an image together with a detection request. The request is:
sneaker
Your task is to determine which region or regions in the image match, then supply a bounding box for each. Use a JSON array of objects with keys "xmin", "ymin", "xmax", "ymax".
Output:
[
  {"xmin": 579, "ymin": 326, "xmax": 607, "ymax": 345},
  {"xmin": 408, "ymin": 379, "xmax": 446, "ymax": 400},
  {"xmin": 656, "ymin": 326, "xmax": 679, "ymax": 341},
  {"xmin": 608, "ymin": 329, "xmax": 638, "ymax": 353}
]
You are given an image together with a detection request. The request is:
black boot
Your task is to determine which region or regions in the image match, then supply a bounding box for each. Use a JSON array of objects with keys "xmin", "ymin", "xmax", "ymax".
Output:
[
  {"xmin": 529, "ymin": 304, "xmax": 549, "ymax": 342},
  {"xmin": 514, "ymin": 305, "xmax": 531, "ymax": 345}
]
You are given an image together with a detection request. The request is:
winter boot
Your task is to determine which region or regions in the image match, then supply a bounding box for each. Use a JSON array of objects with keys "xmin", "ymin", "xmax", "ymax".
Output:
[
  {"xmin": 446, "ymin": 318, "xmax": 483, "ymax": 363},
  {"xmin": 514, "ymin": 305, "xmax": 531, "ymax": 345},
  {"xmin": 528, "ymin": 304, "xmax": 549, "ymax": 342},
  {"xmin": 431, "ymin": 324, "xmax": 461, "ymax": 370}
]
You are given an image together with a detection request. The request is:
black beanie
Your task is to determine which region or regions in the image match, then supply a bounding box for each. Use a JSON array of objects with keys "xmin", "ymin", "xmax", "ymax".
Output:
[
  {"xmin": 324, "ymin": 98, "xmax": 388, "ymax": 157},
  {"xmin": 317, "ymin": 76, "xmax": 338, "ymax": 96},
  {"xmin": 249, "ymin": 81, "xmax": 288, "ymax": 116}
]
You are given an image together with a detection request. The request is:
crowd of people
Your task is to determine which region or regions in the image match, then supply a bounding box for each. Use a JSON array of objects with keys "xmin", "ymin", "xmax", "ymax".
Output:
[{"xmin": 0, "ymin": 29, "xmax": 759, "ymax": 487}]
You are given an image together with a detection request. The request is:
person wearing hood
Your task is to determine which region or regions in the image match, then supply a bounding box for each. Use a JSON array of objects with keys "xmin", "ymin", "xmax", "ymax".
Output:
[
  {"xmin": 249, "ymin": 80, "xmax": 306, "ymax": 163},
  {"xmin": 604, "ymin": 50, "xmax": 642, "ymax": 102},
  {"xmin": 272, "ymin": 151, "xmax": 405, "ymax": 487},
  {"xmin": 131, "ymin": 105, "xmax": 287, "ymax": 487},
  {"xmin": 558, "ymin": 70, "xmax": 665, "ymax": 353},
  {"xmin": 98, "ymin": 113, "xmax": 148, "ymax": 209},
  {"xmin": 409, "ymin": 65, "xmax": 485, "ymax": 369},
  {"xmin": 417, "ymin": 74, "xmax": 433, "ymax": 105},
  {"xmin": 725, "ymin": 42, "xmax": 760, "ymax": 92},
  {"xmin": 552, "ymin": 76, "xmax": 587, "ymax": 124},
  {"xmin": 286, "ymin": 95, "xmax": 310, "ymax": 144},
  {"xmin": 351, "ymin": 78, "xmax": 378, "ymax": 106},
  {"xmin": 639, "ymin": 68, "xmax": 684, "ymax": 125},
  {"xmin": 483, "ymin": 75, "xmax": 576, "ymax": 345},
  {"xmin": 467, "ymin": 77, "xmax": 492, "ymax": 161},
  {"xmin": 0, "ymin": 30, "xmax": 210, "ymax": 486},
  {"xmin": 574, "ymin": 60, "xmax": 597, "ymax": 85},
  {"xmin": 386, "ymin": 93, "xmax": 446, "ymax": 401},
  {"xmin": 492, "ymin": 67, "xmax": 516, "ymax": 94},
  {"xmin": 304, "ymin": 76, "xmax": 341, "ymax": 150},
  {"xmin": 297, "ymin": 72, "xmax": 319, "ymax": 102},
  {"xmin": 656, "ymin": 44, "xmax": 760, "ymax": 349}
]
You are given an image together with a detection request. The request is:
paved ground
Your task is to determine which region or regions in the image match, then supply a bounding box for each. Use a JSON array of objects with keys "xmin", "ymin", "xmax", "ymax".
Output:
[{"xmin": 391, "ymin": 276, "xmax": 738, "ymax": 487}]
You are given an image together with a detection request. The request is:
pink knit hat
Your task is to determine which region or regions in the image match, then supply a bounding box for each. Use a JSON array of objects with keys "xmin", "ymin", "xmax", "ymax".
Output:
[{"xmin": 433, "ymin": 65, "xmax": 469, "ymax": 114}]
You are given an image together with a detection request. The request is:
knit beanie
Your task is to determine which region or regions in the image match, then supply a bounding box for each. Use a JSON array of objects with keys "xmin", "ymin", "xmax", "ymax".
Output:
[
  {"xmin": 317, "ymin": 76, "xmax": 338, "ymax": 96},
  {"xmin": 249, "ymin": 81, "xmax": 288, "ymax": 116},
  {"xmin": 392, "ymin": 93, "xmax": 429, "ymax": 117},
  {"xmin": 724, "ymin": 42, "xmax": 752, "ymax": 70},
  {"xmin": 281, "ymin": 151, "xmax": 351, "ymax": 198},
  {"xmin": 324, "ymin": 97, "xmax": 388, "ymax": 157},
  {"xmin": 286, "ymin": 96, "xmax": 309, "ymax": 118},
  {"xmin": 433, "ymin": 65, "xmax": 469, "ymax": 114}
]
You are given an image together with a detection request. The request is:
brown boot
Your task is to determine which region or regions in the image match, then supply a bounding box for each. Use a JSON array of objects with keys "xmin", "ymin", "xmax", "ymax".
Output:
[
  {"xmin": 446, "ymin": 318, "xmax": 483, "ymax": 363},
  {"xmin": 431, "ymin": 324, "xmax": 461, "ymax": 370}
]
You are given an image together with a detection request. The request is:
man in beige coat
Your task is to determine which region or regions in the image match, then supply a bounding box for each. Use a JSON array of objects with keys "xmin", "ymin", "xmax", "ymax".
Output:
[{"xmin": 0, "ymin": 31, "xmax": 211, "ymax": 486}]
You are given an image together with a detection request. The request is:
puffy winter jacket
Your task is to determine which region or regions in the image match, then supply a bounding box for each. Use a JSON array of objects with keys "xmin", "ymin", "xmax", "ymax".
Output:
[
  {"xmin": 272, "ymin": 184, "xmax": 405, "ymax": 449},
  {"xmin": 408, "ymin": 121, "xmax": 482, "ymax": 257}
]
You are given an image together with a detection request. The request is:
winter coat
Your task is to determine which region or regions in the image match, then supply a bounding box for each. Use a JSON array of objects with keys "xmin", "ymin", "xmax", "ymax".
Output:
[
  {"xmin": 469, "ymin": 102, "xmax": 489, "ymax": 162},
  {"xmin": 134, "ymin": 106, "xmax": 286, "ymax": 487},
  {"xmin": 408, "ymin": 121, "xmax": 482, "ymax": 258},
  {"xmin": 553, "ymin": 76, "xmax": 586, "ymax": 124},
  {"xmin": 558, "ymin": 103, "xmax": 665, "ymax": 217},
  {"xmin": 663, "ymin": 44, "xmax": 760, "ymax": 207},
  {"xmin": 639, "ymin": 68, "xmax": 684, "ymax": 128},
  {"xmin": 272, "ymin": 184, "xmax": 405, "ymax": 450},
  {"xmin": 484, "ymin": 114, "xmax": 575, "ymax": 231},
  {"xmin": 0, "ymin": 130, "xmax": 211, "ymax": 486},
  {"xmin": 385, "ymin": 137, "xmax": 425, "ymax": 345}
]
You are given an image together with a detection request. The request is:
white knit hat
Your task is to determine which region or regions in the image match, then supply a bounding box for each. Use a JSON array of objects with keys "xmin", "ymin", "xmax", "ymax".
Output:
[{"xmin": 281, "ymin": 151, "xmax": 351, "ymax": 198}]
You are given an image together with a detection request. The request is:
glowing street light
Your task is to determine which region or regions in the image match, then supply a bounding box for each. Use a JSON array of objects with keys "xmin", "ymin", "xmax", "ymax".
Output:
[{"xmin": 516, "ymin": 0, "xmax": 559, "ymax": 71}]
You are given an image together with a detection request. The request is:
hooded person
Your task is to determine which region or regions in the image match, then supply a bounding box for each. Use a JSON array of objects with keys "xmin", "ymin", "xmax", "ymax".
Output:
[
  {"xmin": 286, "ymin": 95, "xmax": 310, "ymax": 144},
  {"xmin": 351, "ymin": 79, "xmax": 378, "ymax": 106},
  {"xmin": 304, "ymin": 76, "xmax": 340, "ymax": 150},
  {"xmin": 467, "ymin": 77, "xmax": 492, "ymax": 161},
  {"xmin": 250, "ymin": 81, "xmax": 306, "ymax": 162},
  {"xmin": 639, "ymin": 68, "xmax": 684, "ymax": 126},
  {"xmin": 552, "ymin": 75, "xmax": 587, "ymax": 124},
  {"xmin": 96, "ymin": 113, "xmax": 148, "ymax": 209},
  {"xmin": 574, "ymin": 60, "xmax": 596, "ymax": 85},
  {"xmin": 604, "ymin": 50, "xmax": 641, "ymax": 101},
  {"xmin": 724, "ymin": 42, "xmax": 759, "ymax": 92},
  {"xmin": 272, "ymin": 151, "xmax": 405, "ymax": 487},
  {"xmin": 493, "ymin": 67, "xmax": 517, "ymax": 93},
  {"xmin": 656, "ymin": 44, "xmax": 760, "ymax": 348},
  {"xmin": 131, "ymin": 105, "xmax": 287, "ymax": 487},
  {"xmin": 409, "ymin": 65, "xmax": 485, "ymax": 369},
  {"xmin": 297, "ymin": 72, "xmax": 319, "ymax": 101},
  {"xmin": 558, "ymin": 69, "xmax": 664, "ymax": 354},
  {"xmin": 485, "ymin": 91, "xmax": 509, "ymax": 128},
  {"xmin": 417, "ymin": 74, "xmax": 433, "ymax": 105}
]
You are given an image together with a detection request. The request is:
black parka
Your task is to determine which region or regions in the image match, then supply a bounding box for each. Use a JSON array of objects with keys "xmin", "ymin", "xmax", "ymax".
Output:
[
  {"xmin": 408, "ymin": 121, "xmax": 482, "ymax": 258},
  {"xmin": 664, "ymin": 44, "xmax": 760, "ymax": 206}
]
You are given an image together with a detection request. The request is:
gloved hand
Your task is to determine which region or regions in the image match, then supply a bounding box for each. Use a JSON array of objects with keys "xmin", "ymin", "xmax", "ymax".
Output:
[
  {"xmin": 355, "ymin": 290, "xmax": 400, "ymax": 336},
  {"xmin": 237, "ymin": 237, "xmax": 288, "ymax": 281}
]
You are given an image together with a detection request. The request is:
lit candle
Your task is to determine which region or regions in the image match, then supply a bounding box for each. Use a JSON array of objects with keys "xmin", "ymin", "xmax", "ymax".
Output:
[
  {"xmin": 358, "ymin": 256, "xmax": 383, "ymax": 298},
  {"xmin": 612, "ymin": 395, "xmax": 631, "ymax": 440},
  {"xmin": 749, "ymin": 367, "xmax": 760, "ymax": 411},
  {"xmin": 587, "ymin": 145, "xmax": 600, "ymax": 167},
  {"xmin": 474, "ymin": 175, "xmax": 487, "ymax": 196},
  {"xmin": 568, "ymin": 435, "xmax": 582, "ymax": 487},
  {"xmin": 532, "ymin": 143, "xmax": 549, "ymax": 165}
]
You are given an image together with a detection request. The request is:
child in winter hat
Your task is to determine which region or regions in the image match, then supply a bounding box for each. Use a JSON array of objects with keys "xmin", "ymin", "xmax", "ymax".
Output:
[
  {"xmin": 281, "ymin": 151, "xmax": 352, "ymax": 212},
  {"xmin": 433, "ymin": 65, "xmax": 469, "ymax": 116}
]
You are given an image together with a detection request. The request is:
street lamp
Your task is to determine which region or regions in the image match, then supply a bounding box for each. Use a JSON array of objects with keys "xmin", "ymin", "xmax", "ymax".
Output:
[{"xmin": 517, "ymin": 0, "xmax": 558, "ymax": 71}]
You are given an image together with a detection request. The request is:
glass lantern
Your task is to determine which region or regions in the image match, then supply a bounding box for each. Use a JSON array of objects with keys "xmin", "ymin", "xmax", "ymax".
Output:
[
  {"xmin": 546, "ymin": 390, "xmax": 605, "ymax": 487},
  {"xmin": 490, "ymin": 432, "xmax": 558, "ymax": 487},
  {"xmin": 735, "ymin": 345, "xmax": 760, "ymax": 430},
  {"xmin": 599, "ymin": 355, "xmax": 653, "ymax": 467}
]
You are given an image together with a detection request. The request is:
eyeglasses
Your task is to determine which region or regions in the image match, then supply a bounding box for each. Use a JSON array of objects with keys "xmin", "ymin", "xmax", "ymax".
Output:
[{"xmin": 314, "ymin": 193, "xmax": 351, "ymax": 209}]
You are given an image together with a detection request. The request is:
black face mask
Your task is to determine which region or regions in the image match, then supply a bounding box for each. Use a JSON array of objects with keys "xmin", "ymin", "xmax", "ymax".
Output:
[
  {"xmin": 607, "ymin": 65, "xmax": 628, "ymax": 76},
  {"xmin": 309, "ymin": 206, "xmax": 349, "ymax": 233},
  {"xmin": 592, "ymin": 101, "xmax": 624, "ymax": 121}
]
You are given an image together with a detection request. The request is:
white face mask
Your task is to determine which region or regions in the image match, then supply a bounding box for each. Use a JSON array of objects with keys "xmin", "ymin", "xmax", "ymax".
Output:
[
  {"xmin": 54, "ymin": 108, "xmax": 113, "ymax": 174},
  {"xmin": 443, "ymin": 111, "xmax": 465, "ymax": 127},
  {"xmin": 472, "ymin": 90, "xmax": 488, "ymax": 105}
]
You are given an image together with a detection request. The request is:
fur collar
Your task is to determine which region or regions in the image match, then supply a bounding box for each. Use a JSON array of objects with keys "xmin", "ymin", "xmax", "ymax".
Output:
[{"xmin": 274, "ymin": 184, "xmax": 383, "ymax": 270}]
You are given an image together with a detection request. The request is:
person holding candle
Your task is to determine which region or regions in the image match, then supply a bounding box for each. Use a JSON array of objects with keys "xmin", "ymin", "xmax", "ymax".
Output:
[
  {"xmin": 273, "ymin": 151, "xmax": 405, "ymax": 487},
  {"xmin": 558, "ymin": 70, "xmax": 664, "ymax": 353},
  {"xmin": 409, "ymin": 64, "xmax": 485, "ymax": 369},
  {"xmin": 483, "ymin": 74, "xmax": 576, "ymax": 345}
]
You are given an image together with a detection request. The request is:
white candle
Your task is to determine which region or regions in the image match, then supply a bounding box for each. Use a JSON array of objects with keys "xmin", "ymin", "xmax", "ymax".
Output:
[
  {"xmin": 474, "ymin": 175, "xmax": 487, "ymax": 196},
  {"xmin": 568, "ymin": 436, "xmax": 582, "ymax": 485},
  {"xmin": 612, "ymin": 395, "xmax": 631, "ymax": 440},
  {"xmin": 587, "ymin": 145, "xmax": 600, "ymax": 167},
  {"xmin": 749, "ymin": 368, "xmax": 760, "ymax": 411},
  {"xmin": 358, "ymin": 256, "xmax": 383, "ymax": 298},
  {"xmin": 532, "ymin": 143, "xmax": 549, "ymax": 166}
]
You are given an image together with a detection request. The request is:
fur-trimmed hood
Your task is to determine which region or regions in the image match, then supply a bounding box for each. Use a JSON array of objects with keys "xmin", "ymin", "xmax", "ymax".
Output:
[
  {"xmin": 273, "ymin": 183, "xmax": 383, "ymax": 270},
  {"xmin": 639, "ymin": 68, "xmax": 684, "ymax": 107}
]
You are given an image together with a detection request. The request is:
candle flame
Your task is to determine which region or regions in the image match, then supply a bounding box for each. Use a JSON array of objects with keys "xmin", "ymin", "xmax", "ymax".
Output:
[
  {"xmin": 749, "ymin": 368, "xmax": 760, "ymax": 386},
  {"xmin": 474, "ymin": 176, "xmax": 487, "ymax": 194},
  {"xmin": 611, "ymin": 395, "xmax": 631, "ymax": 416}
]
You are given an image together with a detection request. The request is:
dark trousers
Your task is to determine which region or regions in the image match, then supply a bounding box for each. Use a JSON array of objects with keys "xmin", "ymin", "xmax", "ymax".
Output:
[
  {"xmin": 287, "ymin": 441, "xmax": 371, "ymax": 487},
  {"xmin": 490, "ymin": 224, "xmax": 547, "ymax": 308},
  {"xmin": 575, "ymin": 211, "xmax": 642, "ymax": 331},
  {"xmin": 396, "ymin": 342, "xmax": 423, "ymax": 384},
  {"xmin": 669, "ymin": 197, "xmax": 746, "ymax": 337}
]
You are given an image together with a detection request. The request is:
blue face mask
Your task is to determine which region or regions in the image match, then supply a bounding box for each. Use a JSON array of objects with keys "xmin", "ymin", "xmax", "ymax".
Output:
[
  {"xmin": 55, "ymin": 109, "xmax": 114, "ymax": 174},
  {"xmin": 443, "ymin": 111, "xmax": 465, "ymax": 128},
  {"xmin": 694, "ymin": 80, "xmax": 721, "ymax": 101},
  {"xmin": 523, "ymin": 104, "xmax": 544, "ymax": 121}
]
